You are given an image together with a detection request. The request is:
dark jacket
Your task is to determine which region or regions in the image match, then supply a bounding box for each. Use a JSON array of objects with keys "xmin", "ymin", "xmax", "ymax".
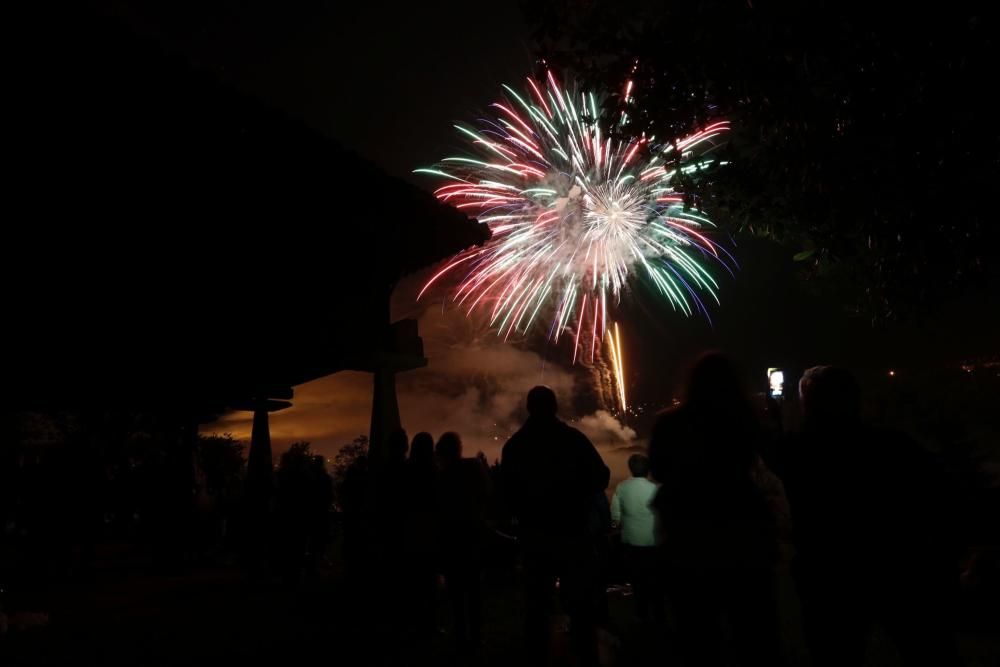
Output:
[{"xmin": 501, "ymin": 416, "xmax": 610, "ymax": 547}]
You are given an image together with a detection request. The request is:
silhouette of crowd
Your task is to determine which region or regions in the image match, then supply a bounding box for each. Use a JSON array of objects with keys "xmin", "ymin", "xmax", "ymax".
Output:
[
  {"xmin": 2, "ymin": 352, "xmax": 994, "ymax": 666},
  {"xmin": 335, "ymin": 352, "xmax": 975, "ymax": 666}
]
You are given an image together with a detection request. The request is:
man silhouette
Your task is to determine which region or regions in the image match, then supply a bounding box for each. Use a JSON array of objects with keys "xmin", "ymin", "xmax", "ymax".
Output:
[{"xmin": 502, "ymin": 386, "xmax": 610, "ymax": 667}]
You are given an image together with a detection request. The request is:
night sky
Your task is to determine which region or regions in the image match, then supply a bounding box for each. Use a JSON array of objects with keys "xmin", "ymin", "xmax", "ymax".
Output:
[
  {"xmin": 103, "ymin": 1, "xmax": 532, "ymax": 183},
  {"xmin": 98, "ymin": 2, "xmax": 999, "ymax": 481}
]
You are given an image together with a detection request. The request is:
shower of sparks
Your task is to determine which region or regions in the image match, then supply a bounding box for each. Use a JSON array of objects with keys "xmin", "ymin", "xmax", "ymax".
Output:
[{"xmin": 417, "ymin": 70, "xmax": 732, "ymax": 360}]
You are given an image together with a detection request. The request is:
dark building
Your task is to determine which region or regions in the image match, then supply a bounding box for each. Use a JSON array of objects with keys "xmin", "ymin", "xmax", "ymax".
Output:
[{"xmin": 5, "ymin": 6, "xmax": 488, "ymax": 497}]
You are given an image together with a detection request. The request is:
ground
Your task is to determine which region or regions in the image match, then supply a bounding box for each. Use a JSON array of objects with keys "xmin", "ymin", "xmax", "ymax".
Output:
[{"xmin": 1, "ymin": 540, "xmax": 998, "ymax": 666}]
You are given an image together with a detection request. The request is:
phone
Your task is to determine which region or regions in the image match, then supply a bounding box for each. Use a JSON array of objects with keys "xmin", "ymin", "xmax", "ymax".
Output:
[{"xmin": 767, "ymin": 368, "xmax": 784, "ymax": 398}]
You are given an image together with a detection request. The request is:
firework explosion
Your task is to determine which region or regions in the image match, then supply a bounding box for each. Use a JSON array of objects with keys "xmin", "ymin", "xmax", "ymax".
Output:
[{"xmin": 417, "ymin": 71, "xmax": 731, "ymax": 363}]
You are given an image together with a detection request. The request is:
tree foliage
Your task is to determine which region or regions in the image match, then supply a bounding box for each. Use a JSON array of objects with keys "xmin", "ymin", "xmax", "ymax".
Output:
[
  {"xmin": 196, "ymin": 433, "xmax": 245, "ymax": 496},
  {"xmin": 331, "ymin": 435, "xmax": 369, "ymax": 483},
  {"xmin": 523, "ymin": 1, "xmax": 997, "ymax": 319}
]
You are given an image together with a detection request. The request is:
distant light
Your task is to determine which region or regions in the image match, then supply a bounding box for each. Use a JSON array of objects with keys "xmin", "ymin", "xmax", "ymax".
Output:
[{"xmin": 888, "ymin": 370, "xmax": 896, "ymax": 377}]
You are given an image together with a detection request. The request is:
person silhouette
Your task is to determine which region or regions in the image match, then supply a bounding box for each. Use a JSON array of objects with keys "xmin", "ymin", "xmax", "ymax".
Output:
[
  {"xmin": 774, "ymin": 366, "xmax": 959, "ymax": 666},
  {"xmin": 402, "ymin": 431, "xmax": 439, "ymax": 638},
  {"xmin": 435, "ymin": 432, "xmax": 491, "ymax": 654},
  {"xmin": 409, "ymin": 432, "xmax": 434, "ymax": 469},
  {"xmin": 373, "ymin": 428, "xmax": 409, "ymax": 640},
  {"xmin": 648, "ymin": 352, "xmax": 781, "ymax": 666},
  {"xmin": 501, "ymin": 386, "xmax": 610, "ymax": 667},
  {"xmin": 339, "ymin": 454, "xmax": 370, "ymax": 581}
]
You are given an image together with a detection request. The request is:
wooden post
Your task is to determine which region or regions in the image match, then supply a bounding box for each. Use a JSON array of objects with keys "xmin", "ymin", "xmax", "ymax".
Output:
[{"xmin": 369, "ymin": 365, "xmax": 401, "ymax": 467}]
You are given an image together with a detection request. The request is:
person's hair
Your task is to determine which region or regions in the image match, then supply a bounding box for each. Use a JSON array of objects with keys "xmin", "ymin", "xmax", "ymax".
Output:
[
  {"xmin": 678, "ymin": 351, "xmax": 759, "ymax": 476},
  {"xmin": 526, "ymin": 385, "xmax": 557, "ymax": 417},
  {"xmin": 799, "ymin": 365, "xmax": 861, "ymax": 424},
  {"xmin": 684, "ymin": 352, "xmax": 748, "ymax": 415},
  {"xmin": 387, "ymin": 428, "xmax": 408, "ymax": 460},
  {"xmin": 409, "ymin": 432, "xmax": 434, "ymax": 464},
  {"xmin": 435, "ymin": 431, "xmax": 462, "ymax": 462},
  {"xmin": 628, "ymin": 454, "xmax": 650, "ymax": 478}
]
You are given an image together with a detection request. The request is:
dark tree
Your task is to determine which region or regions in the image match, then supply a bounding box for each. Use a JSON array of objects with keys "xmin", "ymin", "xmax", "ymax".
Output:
[
  {"xmin": 192, "ymin": 434, "xmax": 245, "ymax": 551},
  {"xmin": 524, "ymin": 0, "xmax": 998, "ymax": 320},
  {"xmin": 196, "ymin": 433, "xmax": 245, "ymax": 498},
  {"xmin": 274, "ymin": 442, "xmax": 334, "ymax": 580},
  {"xmin": 278, "ymin": 442, "xmax": 316, "ymax": 474},
  {"xmin": 331, "ymin": 436, "xmax": 369, "ymax": 485}
]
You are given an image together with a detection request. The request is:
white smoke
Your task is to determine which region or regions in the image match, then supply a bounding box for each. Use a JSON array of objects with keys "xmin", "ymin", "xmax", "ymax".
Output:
[{"xmin": 576, "ymin": 409, "xmax": 637, "ymax": 445}]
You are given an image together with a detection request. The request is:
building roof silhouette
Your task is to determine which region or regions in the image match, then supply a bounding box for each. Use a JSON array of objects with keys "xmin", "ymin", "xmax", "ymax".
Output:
[{"xmin": 7, "ymin": 7, "xmax": 489, "ymax": 418}]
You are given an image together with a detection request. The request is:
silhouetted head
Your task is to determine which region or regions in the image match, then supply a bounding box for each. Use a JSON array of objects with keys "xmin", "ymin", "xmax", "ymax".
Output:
[
  {"xmin": 683, "ymin": 352, "xmax": 750, "ymax": 417},
  {"xmin": 435, "ymin": 431, "xmax": 462, "ymax": 463},
  {"xmin": 799, "ymin": 365, "xmax": 861, "ymax": 426},
  {"xmin": 628, "ymin": 454, "xmax": 650, "ymax": 478},
  {"xmin": 527, "ymin": 385, "xmax": 558, "ymax": 419},
  {"xmin": 675, "ymin": 352, "xmax": 759, "ymax": 478},
  {"xmin": 409, "ymin": 431, "xmax": 434, "ymax": 465},
  {"xmin": 387, "ymin": 428, "xmax": 409, "ymax": 463}
]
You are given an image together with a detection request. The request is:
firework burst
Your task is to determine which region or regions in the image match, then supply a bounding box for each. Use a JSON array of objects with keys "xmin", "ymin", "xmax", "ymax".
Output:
[{"xmin": 417, "ymin": 71, "xmax": 731, "ymax": 362}]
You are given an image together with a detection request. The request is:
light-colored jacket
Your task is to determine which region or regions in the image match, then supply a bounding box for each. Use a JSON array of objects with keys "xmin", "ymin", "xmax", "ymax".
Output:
[{"xmin": 611, "ymin": 477, "xmax": 659, "ymax": 547}]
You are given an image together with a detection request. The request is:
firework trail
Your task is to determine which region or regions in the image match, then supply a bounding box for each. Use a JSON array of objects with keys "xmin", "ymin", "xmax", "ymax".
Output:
[{"xmin": 605, "ymin": 322, "xmax": 626, "ymax": 414}]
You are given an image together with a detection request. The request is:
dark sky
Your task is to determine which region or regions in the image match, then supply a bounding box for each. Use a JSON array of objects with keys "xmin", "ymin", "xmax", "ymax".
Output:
[{"xmin": 103, "ymin": 1, "xmax": 532, "ymax": 182}]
